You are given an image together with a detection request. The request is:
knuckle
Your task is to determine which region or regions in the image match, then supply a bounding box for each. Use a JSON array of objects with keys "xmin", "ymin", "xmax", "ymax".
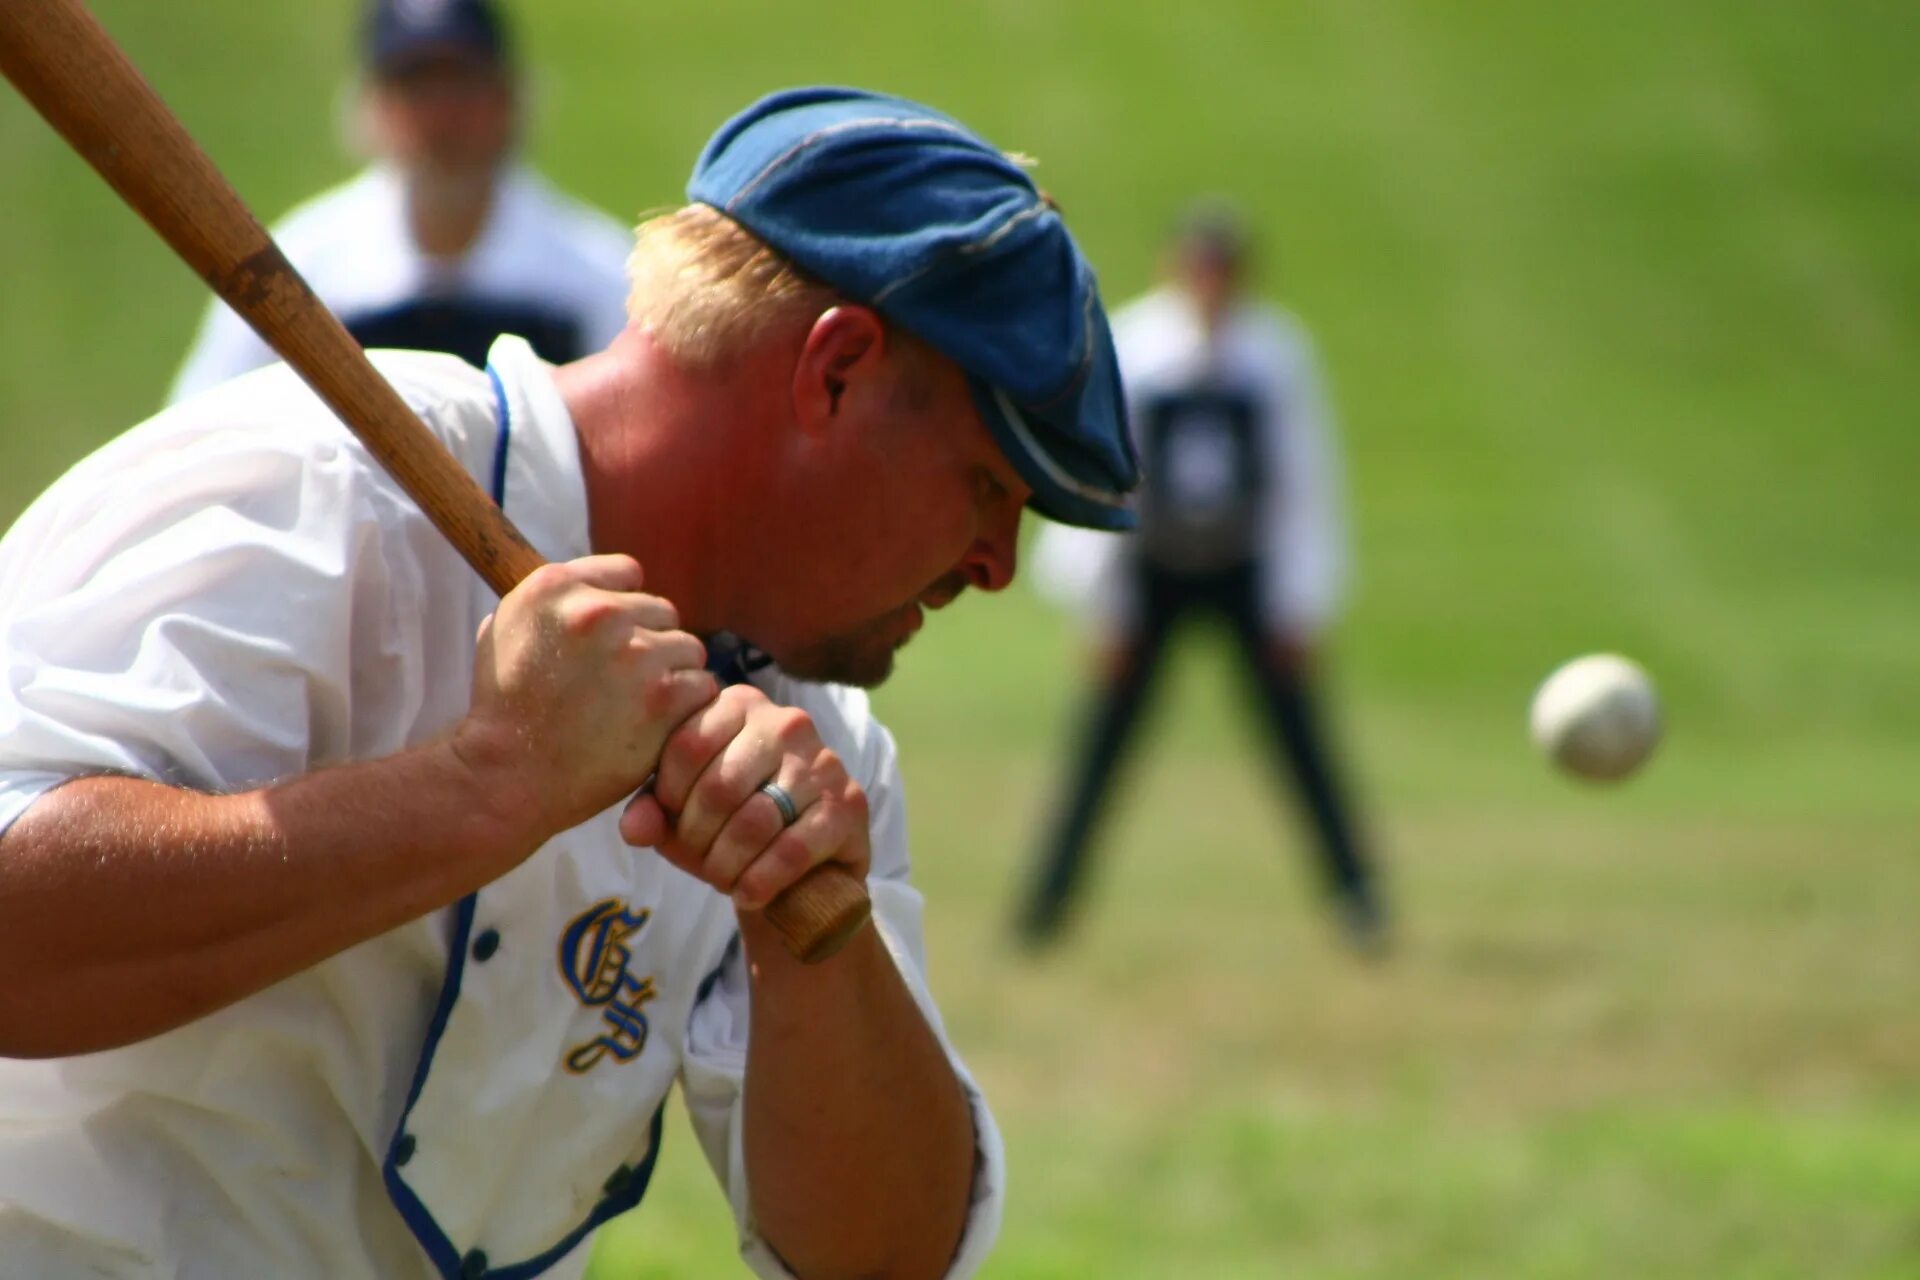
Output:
[
  {"xmin": 673, "ymin": 631, "xmax": 709, "ymax": 670},
  {"xmin": 767, "ymin": 835, "xmax": 815, "ymax": 880},
  {"xmin": 643, "ymin": 669, "xmax": 702, "ymax": 719},
  {"xmin": 638, "ymin": 593, "xmax": 680, "ymax": 631},
  {"xmin": 837, "ymin": 786, "xmax": 875, "ymax": 825},
  {"xmin": 522, "ymin": 562, "xmax": 570, "ymax": 597},
  {"xmin": 625, "ymin": 626, "xmax": 666, "ymax": 662},
  {"xmin": 558, "ymin": 594, "xmax": 616, "ymax": 638},
  {"xmin": 737, "ymin": 803, "xmax": 785, "ymax": 851},
  {"xmin": 657, "ymin": 717, "xmax": 709, "ymax": 780},
  {"xmin": 811, "ymin": 747, "xmax": 846, "ymax": 783},
  {"xmin": 691, "ymin": 766, "xmax": 753, "ymax": 825},
  {"xmin": 699, "ymin": 849, "xmax": 744, "ymax": 892},
  {"xmin": 771, "ymin": 707, "xmax": 815, "ymax": 744},
  {"xmin": 716, "ymin": 682, "xmax": 763, "ymax": 713},
  {"xmin": 625, "ymin": 631, "xmax": 670, "ymax": 669}
]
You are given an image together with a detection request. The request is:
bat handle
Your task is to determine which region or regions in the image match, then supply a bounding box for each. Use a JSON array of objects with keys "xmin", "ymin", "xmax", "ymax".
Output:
[{"xmin": 764, "ymin": 863, "xmax": 873, "ymax": 963}]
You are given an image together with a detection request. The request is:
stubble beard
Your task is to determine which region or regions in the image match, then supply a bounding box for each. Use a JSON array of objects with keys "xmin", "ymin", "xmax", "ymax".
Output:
[
  {"xmin": 776, "ymin": 614, "xmax": 906, "ymax": 689},
  {"xmin": 774, "ymin": 572, "xmax": 968, "ymax": 688}
]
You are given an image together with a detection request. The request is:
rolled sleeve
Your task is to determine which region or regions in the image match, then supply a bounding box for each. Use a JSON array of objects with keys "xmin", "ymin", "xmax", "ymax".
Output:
[
  {"xmin": 678, "ymin": 719, "xmax": 1005, "ymax": 1278},
  {"xmin": 0, "ymin": 411, "xmax": 441, "ymax": 797}
]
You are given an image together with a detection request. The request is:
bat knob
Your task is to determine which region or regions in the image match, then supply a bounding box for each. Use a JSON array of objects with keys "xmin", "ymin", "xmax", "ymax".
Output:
[{"xmin": 765, "ymin": 863, "xmax": 871, "ymax": 963}]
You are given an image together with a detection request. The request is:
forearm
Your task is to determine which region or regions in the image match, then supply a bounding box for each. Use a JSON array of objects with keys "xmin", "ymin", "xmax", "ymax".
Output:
[
  {"xmin": 0, "ymin": 740, "xmax": 536, "ymax": 1058},
  {"xmin": 740, "ymin": 915, "xmax": 974, "ymax": 1279}
]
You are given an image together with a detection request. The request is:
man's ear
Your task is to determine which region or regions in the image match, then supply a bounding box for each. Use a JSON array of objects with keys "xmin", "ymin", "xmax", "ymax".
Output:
[{"xmin": 792, "ymin": 306, "xmax": 888, "ymax": 434}]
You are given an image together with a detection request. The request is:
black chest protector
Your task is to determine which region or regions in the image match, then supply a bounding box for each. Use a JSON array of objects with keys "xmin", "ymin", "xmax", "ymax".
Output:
[
  {"xmin": 1137, "ymin": 382, "xmax": 1270, "ymax": 572},
  {"xmin": 344, "ymin": 296, "xmax": 587, "ymax": 369}
]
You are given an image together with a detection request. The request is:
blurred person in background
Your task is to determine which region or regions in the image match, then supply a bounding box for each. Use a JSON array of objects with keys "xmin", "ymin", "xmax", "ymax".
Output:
[
  {"xmin": 1019, "ymin": 199, "xmax": 1386, "ymax": 953},
  {"xmin": 169, "ymin": 0, "xmax": 632, "ymax": 402}
]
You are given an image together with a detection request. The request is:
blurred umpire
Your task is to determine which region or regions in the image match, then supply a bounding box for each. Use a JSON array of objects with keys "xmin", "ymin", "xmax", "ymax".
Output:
[
  {"xmin": 169, "ymin": 0, "xmax": 632, "ymax": 401},
  {"xmin": 1021, "ymin": 200, "xmax": 1387, "ymax": 952}
]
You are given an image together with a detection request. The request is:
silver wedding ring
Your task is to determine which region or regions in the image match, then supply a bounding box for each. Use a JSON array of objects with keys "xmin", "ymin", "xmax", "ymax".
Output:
[{"xmin": 758, "ymin": 781, "xmax": 800, "ymax": 827}]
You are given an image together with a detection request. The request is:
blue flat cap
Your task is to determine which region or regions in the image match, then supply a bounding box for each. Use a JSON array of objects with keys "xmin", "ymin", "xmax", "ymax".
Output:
[{"xmin": 689, "ymin": 87, "xmax": 1140, "ymax": 531}]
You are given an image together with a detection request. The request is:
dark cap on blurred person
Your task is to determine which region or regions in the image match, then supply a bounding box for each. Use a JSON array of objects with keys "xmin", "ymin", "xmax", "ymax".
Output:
[
  {"xmin": 1173, "ymin": 197, "xmax": 1252, "ymax": 270},
  {"xmin": 689, "ymin": 87, "xmax": 1141, "ymax": 531},
  {"xmin": 363, "ymin": 0, "xmax": 513, "ymax": 74}
]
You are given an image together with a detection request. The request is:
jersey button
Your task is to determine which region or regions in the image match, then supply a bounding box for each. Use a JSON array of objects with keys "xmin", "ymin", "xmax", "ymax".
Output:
[
  {"xmin": 472, "ymin": 928, "xmax": 501, "ymax": 962},
  {"xmin": 460, "ymin": 1248, "xmax": 489, "ymax": 1278},
  {"xmin": 393, "ymin": 1133, "xmax": 416, "ymax": 1166}
]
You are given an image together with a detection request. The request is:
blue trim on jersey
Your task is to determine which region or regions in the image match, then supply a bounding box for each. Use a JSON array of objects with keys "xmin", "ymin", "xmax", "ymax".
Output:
[
  {"xmin": 486, "ymin": 1105, "xmax": 668, "ymax": 1280},
  {"xmin": 487, "ymin": 364, "xmax": 512, "ymax": 508},
  {"xmin": 379, "ymin": 364, "xmax": 668, "ymax": 1279},
  {"xmin": 380, "ymin": 893, "xmax": 479, "ymax": 1280}
]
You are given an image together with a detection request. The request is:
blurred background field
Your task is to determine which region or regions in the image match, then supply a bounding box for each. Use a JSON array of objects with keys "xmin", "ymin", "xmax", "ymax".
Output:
[{"xmin": 3, "ymin": 2, "xmax": 1916, "ymax": 1275}]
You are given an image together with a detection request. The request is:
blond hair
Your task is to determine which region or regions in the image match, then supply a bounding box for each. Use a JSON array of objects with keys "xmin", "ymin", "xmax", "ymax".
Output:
[{"xmin": 626, "ymin": 204, "xmax": 844, "ymax": 368}]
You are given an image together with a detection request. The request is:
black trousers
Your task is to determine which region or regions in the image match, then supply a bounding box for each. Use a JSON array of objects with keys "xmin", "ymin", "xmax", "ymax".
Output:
[{"xmin": 1020, "ymin": 559, "xmax": 1378, "ymax": 941}]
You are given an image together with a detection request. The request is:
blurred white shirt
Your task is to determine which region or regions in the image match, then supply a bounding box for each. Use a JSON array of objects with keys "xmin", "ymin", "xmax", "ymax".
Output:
[
  {"xmin": 169, "ymin": 163, "xmax": 635, "ymax": 403},
  {"xmin": 1032, "ymin": 287, "xmax": 1351, "ymax": 641},
  {"xmin": 0, "ymin": 338, "xmax": 1003, "ymax": 1280}
]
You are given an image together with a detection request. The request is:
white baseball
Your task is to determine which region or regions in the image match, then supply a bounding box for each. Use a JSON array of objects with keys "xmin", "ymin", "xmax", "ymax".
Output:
[{"xmin": 1529, "ymin": 654, "xmax": 1661, "ymax": 781}]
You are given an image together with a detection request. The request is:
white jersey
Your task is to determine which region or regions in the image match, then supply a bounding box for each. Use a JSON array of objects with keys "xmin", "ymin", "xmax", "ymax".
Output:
[
  {"xmin": 1031, "ymin": 287, "xmax": 1349, "ymax": 639},
  {"xmin": 168, "ymin": 164, "xmax": 634, "ymax": 403},
  {"xmin": 0, "ymin": 337, "xmax": 1004, "ymax": 1280}
]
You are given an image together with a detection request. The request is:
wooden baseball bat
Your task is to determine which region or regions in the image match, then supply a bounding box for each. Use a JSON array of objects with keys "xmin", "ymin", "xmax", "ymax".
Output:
[{"xmin": 0, "ymin": 0, "xmax": 870, "ymax": 965}]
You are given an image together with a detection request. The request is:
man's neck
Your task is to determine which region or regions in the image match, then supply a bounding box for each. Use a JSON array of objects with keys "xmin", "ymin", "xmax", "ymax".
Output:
[
  {"xmin": 553, "ymin": 330, "xmax": 785, "ymax": 636},
  {"xmin": 405, "ymin": 169, "xmax": 497, "ymax": 260},
  {"xmin": 1189, "ymin": 291, "xmax": 1237, "ymax": 341}
]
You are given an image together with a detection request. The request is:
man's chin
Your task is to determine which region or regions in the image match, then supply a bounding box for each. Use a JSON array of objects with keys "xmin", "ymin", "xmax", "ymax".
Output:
[
  {"xmin": 770, "ymin": 638, "xmax": 900, "ymax": 689},
  {"xmin": 767, "ymin": 602, "xmax": 929, "ymax": 688}
]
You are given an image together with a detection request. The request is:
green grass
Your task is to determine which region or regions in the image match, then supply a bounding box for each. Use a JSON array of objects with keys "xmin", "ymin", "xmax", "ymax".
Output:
[{"xmin": 3, "ymin": 1, "xmax": 1917, "ymax": 1275}]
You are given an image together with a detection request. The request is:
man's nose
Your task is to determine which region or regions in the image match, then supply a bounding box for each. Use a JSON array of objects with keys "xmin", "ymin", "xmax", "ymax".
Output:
[{"xmin": 961, "ymin": 506, "xmax": 1022, "ymax": 593}]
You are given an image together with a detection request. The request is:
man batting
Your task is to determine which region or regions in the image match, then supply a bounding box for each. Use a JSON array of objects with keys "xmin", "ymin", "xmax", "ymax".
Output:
[{"xmin": 0, "ymin": 87, "xmax": 1139, "ymax": 1280}]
